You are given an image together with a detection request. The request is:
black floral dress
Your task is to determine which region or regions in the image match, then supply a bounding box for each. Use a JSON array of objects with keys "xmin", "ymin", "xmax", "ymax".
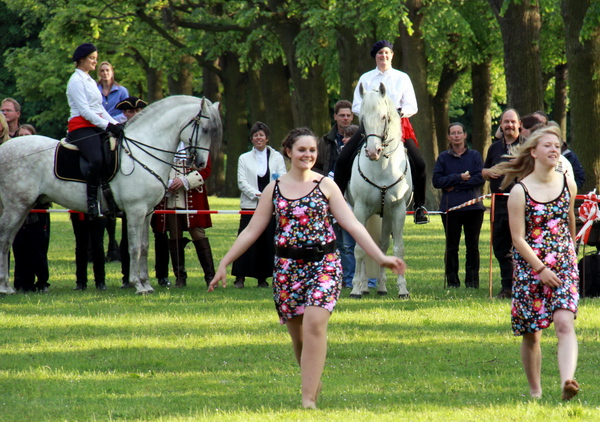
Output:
[
  {"xmin": 272, "ymin": 178, "xmax": 342, "ymax": 324},
  {"xmin": 511, "ymin": 177, "xmax": 579, "ymax": 336}
]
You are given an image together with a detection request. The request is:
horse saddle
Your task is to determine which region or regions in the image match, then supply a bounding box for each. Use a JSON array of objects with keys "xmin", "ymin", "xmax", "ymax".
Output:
[{"xmin": 54, "ymin": 138, "xmax": 119, "ymax": 183}]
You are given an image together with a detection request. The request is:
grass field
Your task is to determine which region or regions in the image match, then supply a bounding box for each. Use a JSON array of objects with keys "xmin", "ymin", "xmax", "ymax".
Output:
[{"xmin": 0, "ymin": 197, "xmax": 598, "ymax": 421}]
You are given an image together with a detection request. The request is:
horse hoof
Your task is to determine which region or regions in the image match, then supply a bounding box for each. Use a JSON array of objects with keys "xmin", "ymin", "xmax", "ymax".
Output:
[
  {"xmin": 377, "ymin": 291, "xmax": 388, "ymax": 296},
  {"xmin": 349, "ymin": 294, "xmax": 362, "ymax": 299},
  {"xmin": 0, "ymin": 285, "xmax": 16, "ymax": 295},
  {"xmin": 361, "ymin": 291, "xmax": 370, "ymax": 296},
  {"xmin": 398, "ymin": 293, "xmax": 410, "ymax": 299}
]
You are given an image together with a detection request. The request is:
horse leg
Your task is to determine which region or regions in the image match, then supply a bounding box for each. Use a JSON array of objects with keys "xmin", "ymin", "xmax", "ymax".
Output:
[
  {"xmin": 392, "ymin": 205, "xmax": 410, "ymax": 299},
  {"xmin": 349, "ymin": 246, "xmax": 368, "ymax": 298},
  {"xmin": 138, "ymin": 219, "xmax": 153, "ymax": 293},
  {"xmin": 0, "ymin": 207, "xmax": 30, "ymax": 294},
  {"xmin": 377, "ymin": 217, "xmax": 392, "ymax": 296},
  {"xmin": 126, "ymin": 212, "xmax": 152, "ymax": 294}
]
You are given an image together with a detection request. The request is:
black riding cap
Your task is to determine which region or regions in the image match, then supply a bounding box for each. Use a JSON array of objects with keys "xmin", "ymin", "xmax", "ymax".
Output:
[
  {"xmin": 116, "ymin": 96, "xmax": 148, "ymax": 111},
  {"xmin": 72, "ymin": 43, "xmax": 97, "ymax": 62},
  {"xmin": 370, "ymin": 40, "xmax": 394, "ymax": 58}
]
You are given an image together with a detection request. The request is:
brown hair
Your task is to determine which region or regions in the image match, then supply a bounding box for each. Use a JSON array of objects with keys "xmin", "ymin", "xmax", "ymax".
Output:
[
  {"xmin": 96, "ymin": 62, "xmax": 121, "ymax": 86},
  {"xmin": 343, "ymin": 124, "xmax": 359, "ymax": 138},
  {"xmin": 334, "ymin": 100, "xmax": 352, "ymax": 115},
  {"xmin": 249, "ymin": 121, "xmax": 270, "ymax": 141},
  {"xmin": 495, "ymin": 125, "xmax": 562, "ymax": 190},
  {"xmin": 19, "ymin": 124, "xmax": 37, "ymax": 136},
  {"xmin": 447, "ymin": 122, "xmax": 467, "ymax": 149},
  {"xmin": 281, "ymin": 127, "xmax": 317, "ymax": 158}
]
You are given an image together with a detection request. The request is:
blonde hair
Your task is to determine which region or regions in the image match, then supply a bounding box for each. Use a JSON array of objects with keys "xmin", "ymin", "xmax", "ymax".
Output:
[
  {"xmin": 495, "ymin": 125, "xmax": 562, "ymax": 190},
  {"xmin": 0, "ymin": 114, "xmax": 9, "ymax": 144}
]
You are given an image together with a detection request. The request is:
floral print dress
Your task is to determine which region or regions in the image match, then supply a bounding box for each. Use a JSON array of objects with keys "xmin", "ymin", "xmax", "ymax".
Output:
[
  {"xmin": 272, "ymin": 178, "xmax": 342, "ymax": 325},
  {"xmin": 511, "ymin": 177, "xmax": 579, "ymax": 336}
]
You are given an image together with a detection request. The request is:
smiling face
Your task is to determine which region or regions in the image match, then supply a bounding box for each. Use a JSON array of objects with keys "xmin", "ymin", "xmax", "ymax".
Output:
[
  {"xmin": 500, "ymin": 109, "xmax": 521, "ymax": 142},
  {"xmin": 287, "ymin": 135, "xmax": 318, "ymax": 170},
  {"xmin": 531, "ymin": 134, "xmax": 561, "ymax": 167},
  {"xmin": 77, "ymin": 51, "xmax": 98, "ymax": 73},
  {"xmin": 251, "ymin": 129, "xmax": 268, "ymax": 151},
  {"xmin": 375, "ymin": 47, "xmax": 394, "ymax": 71}
]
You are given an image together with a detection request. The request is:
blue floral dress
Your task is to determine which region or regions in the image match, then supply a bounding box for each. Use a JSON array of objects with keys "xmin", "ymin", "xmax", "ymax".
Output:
[
  {"xmin": 511, "ymin": 177, "xmax": 579, "ymax": 336},
  {"xmin": 272, "ymin": 178, "xmax": 342, "ymax": 325}
]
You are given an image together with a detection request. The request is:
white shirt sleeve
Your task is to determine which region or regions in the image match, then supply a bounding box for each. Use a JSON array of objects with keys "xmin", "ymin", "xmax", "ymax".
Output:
[{"xmin": 67, "ymin": 70, "xmax": 117, "ymax": 128}]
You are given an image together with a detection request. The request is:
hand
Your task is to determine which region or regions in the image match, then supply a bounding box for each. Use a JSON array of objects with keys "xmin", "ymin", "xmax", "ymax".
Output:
[
  {"xmin": 379, "ymin": 256, "xmax": 407, "ymax": 275},
  {"xmin": 208, "ymin": 267, "xmax": 228, "ymax": 292},
  {"xmin": 483, "ymin": 167, "xmax": 501, "ymax": 179},
  {"xmin": 168, "ymin": 178, "xmax": 184, "ymax": 193},
  {"xmin": 106, "ymin": 123, "xmax": 125, "ymax": 138},
  {"xmin": 461, "ymin": 171, "xmax": 470, "ymax": 181},
  {"xmin": 539, "ymin": 268, "xmax": 562, "ymax": 288}
]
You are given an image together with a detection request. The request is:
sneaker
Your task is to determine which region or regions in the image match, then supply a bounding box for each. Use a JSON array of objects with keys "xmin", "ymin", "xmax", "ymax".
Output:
[
  {"xmin": 496, "ymin": 288, "xmax": 512, "ymax": 299},
  {"xmin": 414, "ymin": 206, "xmax": 429, "ymax": 224},
  {"xmin": 157, "ymin": 278, "xmax": 171, "ymax": 287}
]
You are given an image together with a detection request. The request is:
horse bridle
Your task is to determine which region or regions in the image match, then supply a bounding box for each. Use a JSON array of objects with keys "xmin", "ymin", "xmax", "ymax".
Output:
[
  {"xmin": 364, "ymin": 113, "xmax": 391, "ymax": 148},
  {"xmin": 120, "ymin": 98, "xmax": 211, "ymax": 192},
  {"xmin": 358, "ymin": 111, "xmax": 407, "ymax": 217}
]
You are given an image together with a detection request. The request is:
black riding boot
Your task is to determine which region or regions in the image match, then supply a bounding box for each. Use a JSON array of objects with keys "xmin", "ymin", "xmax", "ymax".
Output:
[
  {"xmin": 169, "ymin": 239, "xmax": 187, "ymax": 287},
  {"xmin": 193, "ymin": 238, "xmax": 215, "ymax": 286},
  {"xmin": 87, "ymin": 183, "xmax": 100, "ymax": 220}
]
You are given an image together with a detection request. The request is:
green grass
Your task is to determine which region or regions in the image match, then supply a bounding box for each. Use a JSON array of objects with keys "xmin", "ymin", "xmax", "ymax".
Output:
[{"xmin": 1, "ymin": 197, "xmax": 599, "ymax": 421}]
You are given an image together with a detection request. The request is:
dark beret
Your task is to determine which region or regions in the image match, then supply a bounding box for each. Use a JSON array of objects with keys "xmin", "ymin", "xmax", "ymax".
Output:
[
  {"xmin": 370, "ymin": 40, "xmax": 394, "ymax": 58},
  {"xmin": 116, "ymin": 96, "xmax": 148, "ymax": 111},
  {"xmin": 72, "ymin": 43, "xmax": 97, "ymax": 62}
]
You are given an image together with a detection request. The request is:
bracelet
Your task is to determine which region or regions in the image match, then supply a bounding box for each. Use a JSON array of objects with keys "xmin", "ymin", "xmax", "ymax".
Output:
[{"xmin": 535, "ymin": 264, "xmax": 547, "ymax": 275}]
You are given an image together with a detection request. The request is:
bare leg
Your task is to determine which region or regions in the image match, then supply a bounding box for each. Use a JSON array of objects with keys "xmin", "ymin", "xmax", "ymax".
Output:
[
  {"xmin": 521, "ymin": 331, "xmax": 543, "ymax": 398},
  {"xmin": 554, "ymin": 309, "xmax": 579, "ymax": 400},
  {"xmin": 286, "ymin": 306, "xmax": 330, "ymax": 409}
]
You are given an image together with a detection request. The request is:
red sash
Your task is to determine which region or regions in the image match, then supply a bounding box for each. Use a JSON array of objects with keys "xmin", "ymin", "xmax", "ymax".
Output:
[
  {"xmin": 67, "ymin": 116, "xmax": 96, "ymax": 132},
  {"xmin": 401, "ymin": 117, "xmax": 418, "ymax": 147}
]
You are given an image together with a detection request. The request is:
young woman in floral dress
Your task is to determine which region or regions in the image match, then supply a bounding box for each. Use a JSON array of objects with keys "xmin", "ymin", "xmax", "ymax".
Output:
[
  {"xmin": 209, "ymin": 127, "xmax": 405, "ymax": 409},
  {"xmin": 496, "ymin": 126, "xmax": 579, "ymax": 400}
]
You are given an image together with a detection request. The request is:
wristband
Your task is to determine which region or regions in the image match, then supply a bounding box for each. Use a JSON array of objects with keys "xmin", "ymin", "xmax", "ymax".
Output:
[{"xmin": 535, "ymin": 264, "xmax": 547, "ymax": 275}]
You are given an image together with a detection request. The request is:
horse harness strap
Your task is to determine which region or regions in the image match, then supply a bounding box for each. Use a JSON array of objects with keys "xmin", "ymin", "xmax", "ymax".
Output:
[{"xmin": 357, "ymin": 156, "xmax": 409, "ymax": 217}]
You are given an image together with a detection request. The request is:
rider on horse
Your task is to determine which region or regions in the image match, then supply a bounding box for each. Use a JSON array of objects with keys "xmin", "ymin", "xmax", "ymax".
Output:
[{"xmin": 334, "ymin": 40, "xmax": 429, "ymax": 224}]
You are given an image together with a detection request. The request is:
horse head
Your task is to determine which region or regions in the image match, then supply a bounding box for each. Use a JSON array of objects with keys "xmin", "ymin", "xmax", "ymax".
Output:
[
  {"xmin": 179, "ymin": 97, "xmax": 223, "ymax": 170},
  {"xmin": 359, "ymin": 83, "xmax": 401, "ymax": 161}
]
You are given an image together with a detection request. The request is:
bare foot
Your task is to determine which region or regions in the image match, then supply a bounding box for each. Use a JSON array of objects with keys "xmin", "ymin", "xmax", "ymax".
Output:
[
  {"xmin": 302, "ymin": 399, "xmax": 317, "ymax": 409},
  {"xmin": 562, "ymin": 379, "xmax": 579, "ymax": 401},
  {"xmin": 530, "ymin": 390, "xmax": 542, "ymax": 399}
]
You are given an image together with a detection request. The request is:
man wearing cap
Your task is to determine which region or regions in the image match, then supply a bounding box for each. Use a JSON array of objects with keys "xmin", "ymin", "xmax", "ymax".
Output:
[
  {"xmin": 334, "ymin": 40, "xmax": 429, "ymax": 224},
  {"xmin": 116, "ymin": 96, "xmax": 148, "ymax": 121}
]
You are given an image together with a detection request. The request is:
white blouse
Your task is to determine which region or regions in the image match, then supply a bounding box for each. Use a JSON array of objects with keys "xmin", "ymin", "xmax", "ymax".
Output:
[{"xmin": 67, "ymin": 68, "xmax": 117, "ymax": 128}]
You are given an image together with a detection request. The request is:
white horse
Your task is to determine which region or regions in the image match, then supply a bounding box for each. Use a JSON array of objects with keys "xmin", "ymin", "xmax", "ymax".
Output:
[
  {"xmin": 0, "ymin": 95, "xmax": 221, "ymax": 295},
  {"xmin": 346, "ymin": 83, "xmax": 412, "ymax": 298}
]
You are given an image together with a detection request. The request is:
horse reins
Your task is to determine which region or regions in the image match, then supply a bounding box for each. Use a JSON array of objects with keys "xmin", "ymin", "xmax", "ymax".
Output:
[{"xmin": 119, "ymin": 99, "xmax": 211, "ymax": 192}]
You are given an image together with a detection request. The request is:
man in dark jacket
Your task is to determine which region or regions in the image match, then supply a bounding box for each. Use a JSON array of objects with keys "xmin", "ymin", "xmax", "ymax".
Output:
[{"xmin": 314, "ymin": 100, "xmax": 353, "ymax": 177}]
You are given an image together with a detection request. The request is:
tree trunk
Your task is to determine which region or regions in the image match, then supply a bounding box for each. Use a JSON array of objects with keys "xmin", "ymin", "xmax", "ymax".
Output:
[
  {"xmin": 400, "ymin": 0, "xmax": 437, "ymax": 209},
  {"xmin": 488, "ymin": 0, "xmax": 544, "ymax": 114},
  {"xmin": 258, "ymin": 59, "xmax": 294, "ymax": 146},
  {"xmin": 146, "ymin": 67, "xmax": 164, "ymax": 103},
  {"xmin": 432, "ymin": 63, "xmax": 467, "ymax": 154},
  {"xmin": 167, "ymin": 55, "xmax": 194, "ymax": 95},
  {"xmin": 267, "ymin": 0, "xmax": 329, "ymax": 136},
  {"xmin": 561, "ymin": 0, "xmax": 600, "ymax": 192},
  {"xmin": 220, "ymin": 52, "xmax": 249, "ymax": 197},
  {"xmin": 201, "ymin": 65, "xmax": 224, "ymax": 196},
  {"xmin": 471, "ymin": 59, "xmax": 493, "ymax": 157},
  {"xmin": 337, "ymin": 33, "xmax": 374, "ymax": 107},
  {"xmin": 552, "ymin": 63, "xmax": 568, "ymax": 141}
]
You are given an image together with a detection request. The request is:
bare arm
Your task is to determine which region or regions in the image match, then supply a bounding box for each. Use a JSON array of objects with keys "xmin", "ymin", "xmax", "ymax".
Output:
[
  {"xmin": 507, "ymin": 184, "xmax": 562, "ymax": 288},
  {"xmin": 567, "ymin": 177, "xmax": 577, "ymax": 239},
  {"xmin": 208, "ymin": 182, "xmax": 276, "ymax": 291},
  {"xmin": 321, "ymin": 178, "xmax": 406, "ymax": 275}
]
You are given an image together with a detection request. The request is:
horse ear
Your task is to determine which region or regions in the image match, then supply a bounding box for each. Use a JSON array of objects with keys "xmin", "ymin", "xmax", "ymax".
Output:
[
  {"xmin": 379, "ymin": 83, "xmax": 386, "ymax": 97},
  {"xmin": 359, "ymin": 83, "xmax": 365, "ymax": 98},
  {"xmin": 214, "ymin": 102, "xmax": 221, "ymax": 112}
]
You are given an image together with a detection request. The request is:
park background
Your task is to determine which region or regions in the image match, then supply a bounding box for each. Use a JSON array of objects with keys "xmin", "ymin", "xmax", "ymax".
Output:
[
  {"xmin": 0, "ymin": 0, "xmax": 599, "ymax": 206},
  {"xmin": 1, "ymin": 0, "xmax": 600, "ymax": 420}
]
